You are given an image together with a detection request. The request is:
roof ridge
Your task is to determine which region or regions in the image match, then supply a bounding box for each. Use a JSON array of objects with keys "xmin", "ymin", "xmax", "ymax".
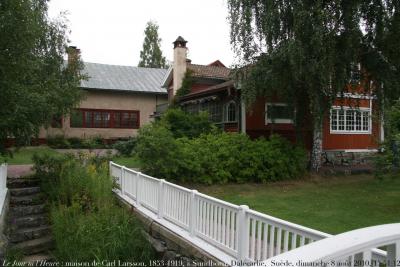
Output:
[
  {"xmin": 84, "ymin": 61, "xmax": 167, "ymax": 71},
  {"xmin": 187, "ymin": 63, "xmax": 230, "ymax": 69}
]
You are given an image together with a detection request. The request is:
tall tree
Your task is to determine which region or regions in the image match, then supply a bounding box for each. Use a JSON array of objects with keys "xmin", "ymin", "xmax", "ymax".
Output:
[
  {"xmin": 138, "ymin": 21, "xmax": 167, "ymax": 68},
  {"xmin": 228, "ymin": 0, "xmax": 400, "ymax": 171},
  {"xmin": 0, "ymin": 0, "xmax": 84, "ymax": 152}
]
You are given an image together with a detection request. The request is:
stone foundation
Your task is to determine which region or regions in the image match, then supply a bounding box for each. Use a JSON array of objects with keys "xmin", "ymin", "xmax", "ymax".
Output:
[{"xmin": 322, "ymin": 151, "xmax": 376, "ymax": 167}]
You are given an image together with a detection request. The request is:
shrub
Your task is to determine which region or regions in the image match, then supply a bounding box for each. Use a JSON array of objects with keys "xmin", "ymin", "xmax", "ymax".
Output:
[
  {"xmin": 33, "ymin": 154, "xmax": 154, "ymax": 262},
  {"xmin": 47, "ymin": 135, "xmax": 107, "ymax": 149},
  {"xmin": 46, "ymin": 135, "xmax": 71, "ymax": 149},
  {"xmin": 113, "ymin": 137, "xmax": 137, "ymax": 156},
  {"xmin": 136, "ymin": 124, "xmax": 182, "ymax": 179},
  {"xmin": 66, "ymin": 137, "xmax": 82, "ymax": 148},
  {"xmin": 136, "ymin": 127, "xmax": 307, "ymax": 184},
  {"xmin": 160, "ymin": 108, "xmax": 217, "ymax": 139}
]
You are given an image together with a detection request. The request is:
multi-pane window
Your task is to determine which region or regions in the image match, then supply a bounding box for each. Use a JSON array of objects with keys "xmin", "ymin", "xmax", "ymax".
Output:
[
  {"xmin": 70, "ymin": 109, "xmax": 139, "ymax": 129},
  {"xmin": 183, "ymin": 101, "xmax": 223, "ymax": 123},
  {"xmin": 265, "ymin": 103, "xmax": 294, "ymax": 124},
  {"xmin": 114, "ymin": 112, "xmax": 139, "ymax": 128},
  {"xmin": 349, "ymin": 62, "xmax": 361, "ymax": 84},
  {"xmin": 225, "ymin": 101, "xmax": 237, "ymax": 122},
  {"xmin": 70, "ymin": 110, "xmax": 83, "ymax": 127},
  {"xmin": 204, "ymin": 101, "xmax": 223, "ymax": 123},
  {"xmin": 330, "ymin": 107, "xmax": 370, "ymax": 133}
]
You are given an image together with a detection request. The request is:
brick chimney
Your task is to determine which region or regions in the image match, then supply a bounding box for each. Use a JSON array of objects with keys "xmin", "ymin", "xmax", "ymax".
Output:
[
  {"xmin": 67, "ymin": 46, "xmax": 81, "ymax": 65},
  {"xmin": 172, "ymin": 36, "xmax": 188, "ymax": 97}
]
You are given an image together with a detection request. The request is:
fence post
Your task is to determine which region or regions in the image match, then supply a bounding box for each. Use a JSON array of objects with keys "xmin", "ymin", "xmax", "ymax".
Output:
[
  {"xmin": 136, "ymin": 172, "xmax": 141, "ymax": 206},
  {"xmin": 121, "ymin": 166, "xmax": 126, "ymax": 195},
  {"xmin": 237, "ymin": 205, "xmax": 249, "ymax": 261},
  {"xmin": 387, "ymin": 241, "xmax": 400, "ymax": 267},
  {"xmin": 189, "ymin": 190, "xmax": 198, "ymax": 237},
  {"xmin": 157, "ymin": 179, "xmax": 165, "ymax": 219}
]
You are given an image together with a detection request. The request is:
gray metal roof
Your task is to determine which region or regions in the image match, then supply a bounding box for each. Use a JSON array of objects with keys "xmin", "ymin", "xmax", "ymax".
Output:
[{"xmin": 81, "ymin": 62, "xmax": 168, "ymax": 94}]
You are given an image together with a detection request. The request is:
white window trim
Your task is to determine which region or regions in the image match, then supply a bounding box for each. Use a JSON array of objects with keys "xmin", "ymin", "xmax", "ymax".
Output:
[
  {"xmin": 336, "ymin": 92, "xmax": 376, "ymax": 100},
  {"xmin": 265, "ymin": 102, "xmax": 294, "ymax": 125},
  {"xmin": 330, "ymin": 106, "xmax": 372, "ymax": 135},
  {"xmin": 224, "ymin": 100, "xmax": 237, "ymax": 123}
]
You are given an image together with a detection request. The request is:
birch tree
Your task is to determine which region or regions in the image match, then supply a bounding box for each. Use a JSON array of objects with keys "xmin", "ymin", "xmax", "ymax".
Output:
[
  {"xmin": 227, "ymin": 0, "xmax": 400, "ymax": 171},
  {"xmin": 0, "ymin": 0, "xmax": 84, "ymax": 152}
]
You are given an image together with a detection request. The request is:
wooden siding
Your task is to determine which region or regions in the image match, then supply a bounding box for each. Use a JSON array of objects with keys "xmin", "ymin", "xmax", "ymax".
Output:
[
  {"xmin": 245, "ymin": 98, "xmax": 313, "ymax": 148},
  {"xmin": 322, "ymin": 99, "xmax": 380, "ymax": 150}
]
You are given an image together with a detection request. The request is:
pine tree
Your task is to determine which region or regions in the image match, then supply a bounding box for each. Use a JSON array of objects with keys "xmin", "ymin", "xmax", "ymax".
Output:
[
  {"xmin": 138, "ymin": 21, "xmax": 167, "ymax": 69},
  {"xmin": 227, "ymin": 0, "xmax": 400, "ymax": 171}
]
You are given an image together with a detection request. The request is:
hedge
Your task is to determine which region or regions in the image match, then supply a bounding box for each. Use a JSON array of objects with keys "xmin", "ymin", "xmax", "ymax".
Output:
[{"xmin": 136, "ymin": 123, "xmax": 307, "ymax": 184}]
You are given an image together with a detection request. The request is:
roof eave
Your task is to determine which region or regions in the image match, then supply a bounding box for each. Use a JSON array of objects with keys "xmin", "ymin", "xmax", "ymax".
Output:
[
  {"xmin": 161, "ymin": 65, "xmax": 173, "ymax": 88},
  {"xmin": 81, "ymin": 87, "xmax": 168, "ymax": 95}
]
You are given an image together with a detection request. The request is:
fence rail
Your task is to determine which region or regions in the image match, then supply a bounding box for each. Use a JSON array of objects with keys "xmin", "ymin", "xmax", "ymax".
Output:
[
  {"xmin": 0, "ymin": 163, "xmax": 7, "ymax": 215},
  {"xmin": 110, "ymin": 162, "xmax": 388, "ymax": 265},
  {"xmin": 264, "ymin": 223, "xmax": 400, "ymax": 267}
]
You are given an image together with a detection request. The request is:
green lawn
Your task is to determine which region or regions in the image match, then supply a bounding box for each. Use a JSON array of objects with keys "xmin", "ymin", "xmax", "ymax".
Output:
[
  {"xmin": 193, "ymin": 175, "xmax": 400, "ymax": 234},
  {"xmin": 1, "ymin": 146, "xmax": 60, "ymax": 164}
]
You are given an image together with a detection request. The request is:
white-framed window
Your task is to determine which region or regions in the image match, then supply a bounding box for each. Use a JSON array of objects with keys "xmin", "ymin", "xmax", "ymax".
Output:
[
  {"xmin": 265, "ymin": 103, "xmax": 294, "ymax": 124},
  {"xmin": 224, "ymin": 101, "xmax": 237, "ymax": 122},
  {"xmin": 349, "ymin": 62, "xmax": 361, "ymax": 84},
  {"xmin": 330, "ymin": 106, "xmax": 371, "ymax": 134}
]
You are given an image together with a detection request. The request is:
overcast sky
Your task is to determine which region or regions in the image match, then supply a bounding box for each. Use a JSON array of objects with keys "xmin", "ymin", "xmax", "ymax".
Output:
[{"xmin": 48, "ymin": 0, "xmax": 236, "ymax": 67}]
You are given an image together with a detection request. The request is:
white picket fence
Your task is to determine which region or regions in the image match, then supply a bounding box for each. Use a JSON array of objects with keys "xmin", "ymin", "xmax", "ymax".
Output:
[
  {"xmin": 266, "ymin": 223, "xmax": 400, "ymax": 267},
  {"xmin": 110, "ymin": 162, "xmax": 389, "ymax": 265},
  {"xmin": 0, "ymin": 163, "xmax": 7, "ymax": 215}
]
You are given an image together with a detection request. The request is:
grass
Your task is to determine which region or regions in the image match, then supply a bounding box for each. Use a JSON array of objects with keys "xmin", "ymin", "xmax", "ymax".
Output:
[
  {"xmin": 192, "ymin": 174, "xmax": 400, "ymax": 234},
  {"xmin": 112, "ymin": 155, "xmax": 142, "ymax": 169},
  {"xmin": 2, "ymin": 146, "xmax": 60, "ymax": 164}
]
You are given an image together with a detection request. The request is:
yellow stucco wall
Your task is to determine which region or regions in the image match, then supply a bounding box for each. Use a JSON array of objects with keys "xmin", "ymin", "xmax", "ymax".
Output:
[{"xmin": 39, "ymin": 90, "xmax": 167, "ymax": 139}]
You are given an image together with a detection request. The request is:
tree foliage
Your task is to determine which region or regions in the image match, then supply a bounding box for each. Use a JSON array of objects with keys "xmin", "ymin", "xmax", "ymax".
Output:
[
  {"xmin": 375, "ymin": 100, "xmax": 400, "ymax": 175},
  {"xmin": 227, "ymin": 0, "xmax": 400, "ymax": 170},
  {"xmin": 158, "ymin": 108, "xmax": 216, "ymax": 139},
  {"xmin": 138, "ymin": 21, "xmax": 167, "ymax": 68},
  {"xmin": 0, "ymin": 0, "xmax": 84, "ymax": 152},
  {"xmin": 174, "ymin": 70, "xmax": 194, "ymax": 99}
]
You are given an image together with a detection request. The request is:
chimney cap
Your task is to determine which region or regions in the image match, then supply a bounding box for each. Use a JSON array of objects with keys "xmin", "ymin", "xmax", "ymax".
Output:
[{"xmin": 173, "ymin": 36, "xmax": 187, "ymax": 48}]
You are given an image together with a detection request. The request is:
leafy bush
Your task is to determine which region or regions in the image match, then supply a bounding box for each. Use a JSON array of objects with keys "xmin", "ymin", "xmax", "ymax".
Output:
[
  {"xmin": 32, "ymin": 154, "xmax": 154, "ymax": 262},
  {"xmin": 375, "ymin": 100, "xmax": 400, "ymax": 177},
  {"xmin": 66, "ymin": 137, "xmax": 82, "ymax": 148},
  {"xmin": 159, "ymin": 108, "xmax": 216, "ymax": 139},
  {"xmin": 136, "ymin": 127, "xmax": 307, "ymax": 184},
  {"xmin": 46, "ymin": 135, "xmax": 108, "ymax": 149},
  {"xmin": 46, "ymin": 135, "xmax": 71, "ymax": 149},
  {"xmin": 136, "ymin": 124, "xmax": 182, "ymax": 179},
  {"xmin": 113, "ymin": 138, "xmax": 137, "ymax": 156}
]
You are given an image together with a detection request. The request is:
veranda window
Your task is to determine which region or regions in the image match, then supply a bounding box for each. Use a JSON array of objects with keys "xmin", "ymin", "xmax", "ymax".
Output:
[
  {"xmin": 225, "ymin": 101, "xmax": 237, "ymax": 122},
  {"xmin": 70, "ymin": 109, "xmax": 139, "ymax": 129},
  {"xmin": 330, "ymin": 107, "xmax": 370, "ymax": 133}
]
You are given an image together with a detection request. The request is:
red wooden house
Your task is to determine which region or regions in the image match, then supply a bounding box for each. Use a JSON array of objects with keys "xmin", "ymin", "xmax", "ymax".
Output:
[{"xmin": 162, "ymin": 37, "xmax": 383, "ymax": 155}]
